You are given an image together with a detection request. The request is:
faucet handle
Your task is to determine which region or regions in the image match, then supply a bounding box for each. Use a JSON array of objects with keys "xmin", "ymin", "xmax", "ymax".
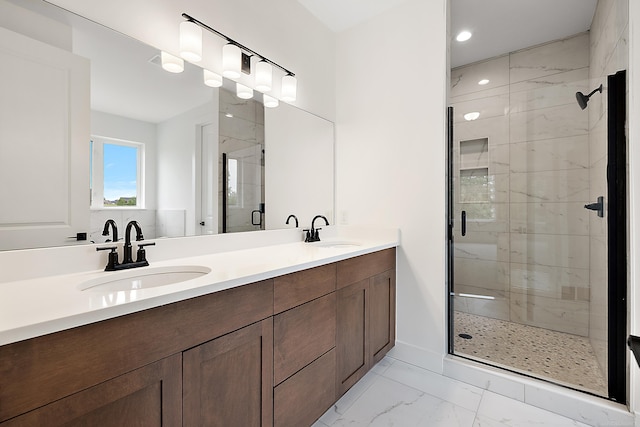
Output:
[
  {"xmin": 96, "ymin": 246, "xmax": 119, "ymax": 271},
  {"xmin": 303, "ymin": 229, "xmax": 312, "ymax": 242},
  {"xmin": 136, "ymin": 242, "xmax": 156, "ymax": 264}
]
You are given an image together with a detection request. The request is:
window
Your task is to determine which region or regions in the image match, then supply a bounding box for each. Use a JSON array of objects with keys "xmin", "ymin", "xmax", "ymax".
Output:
[{"xmin": 90, "ymin": 136, "xmax": 144, "ymax": 208}]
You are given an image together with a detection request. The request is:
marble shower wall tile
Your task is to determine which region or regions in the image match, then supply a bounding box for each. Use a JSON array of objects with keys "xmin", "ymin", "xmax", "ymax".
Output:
[
  {"xmin": 454, "ymin": 259, "xmax": 509, "ymax": 291},
  {"xmin": 509, "ymin": 202, "xmax": 589, "ymax": 236},
  {"xmin": 509, "ymin": 33, "xmax": 589, "ymax": 84},
  {"xmin": 455, "ymin": 115, "xmax": 510, "ymax": 146},
  {"xmin": 454, "ymin": 231, "xmax": 510, "ymax": 262},
  {"xmin": 509, "ymin": 135, "xmax": 589, "ymax": 173},
  {"xmin": 510, "ymin": 103, "xmax": 588, "ymax": 143},
  {"xmin": 510, "ymin": 263, "xmax": 589, "ymax": 299},
  {"xmin": 451, "ymin": 55, "xmax": 509, "ymax": 98},
  {"xmin": 453, "ymin": 93, "xmax": 509, "ymax": 124},
  {"xmin": 590, "ymin": 0, "xmax": 629, "ymax": 78},
  {"xmin": 450, "ymin": 85, "xmax": 509, "ymax": 104},
  {"xmin": 510, "ymin": 233, "xmax": 589, "ymax": 270},
  {"xmin": 510, "ymin": 68, "xmax": 589, "ymax": 114},
  {"xmin": 509, "ymin": 292, "xmax": 589, "ymax": 336},
  {"xmin": 510, "ymin": 169, "xmax": 589, "ymax": 203}
]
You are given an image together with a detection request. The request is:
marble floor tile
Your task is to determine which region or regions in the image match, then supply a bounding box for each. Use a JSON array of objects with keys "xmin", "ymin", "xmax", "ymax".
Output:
[
  {"xmin": 474, "ymin": 391, "xmax": 591, "ymax": 427},
  {"xmin": 380, "ymin": 359, "xmax": 484, "ymax": 412},
  {"xmin": 320, "ymin": 375, "xmax": 477, "ymax": 427},
  {"xmin": 314, "ymin": 355, "xmax": 620, "ymax": 427}
]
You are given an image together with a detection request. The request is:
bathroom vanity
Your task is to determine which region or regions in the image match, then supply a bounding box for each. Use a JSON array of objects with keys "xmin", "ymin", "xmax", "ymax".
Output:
[{"xmin": 0, "ymin": 232, "xmax": 396, "ymax": 426}]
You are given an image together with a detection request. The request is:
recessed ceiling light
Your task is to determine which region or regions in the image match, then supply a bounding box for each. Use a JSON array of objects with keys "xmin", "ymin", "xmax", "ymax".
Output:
[
  {"xmin": 478, "ymin": 79, "xmax": 490, "ymax": 85},
  {"xmin": 225, "ymin": 113, "xmax": 233, "ymax": 118},
  {"xmin": 464, "ymin": 112, "xmax": 480, "ymax": 121},
  {"xmin": 456, "ymin": 31, "xmax": 472, "ymax": 42}
]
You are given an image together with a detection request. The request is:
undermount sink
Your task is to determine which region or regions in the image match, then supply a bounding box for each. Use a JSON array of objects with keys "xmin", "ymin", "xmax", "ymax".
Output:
[
  {"xmin": 311, "ymin": 241, "xmax": 361, "ymax": 249},
  {"xmin": 79, "ymin": 265, "xmax": 211, "ymax": 292}
]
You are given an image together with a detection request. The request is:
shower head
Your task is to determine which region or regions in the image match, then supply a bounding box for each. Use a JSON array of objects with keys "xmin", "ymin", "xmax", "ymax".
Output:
[{"xmin": 576, "ymin": 84, "xmax": 603, "ymax": 110}]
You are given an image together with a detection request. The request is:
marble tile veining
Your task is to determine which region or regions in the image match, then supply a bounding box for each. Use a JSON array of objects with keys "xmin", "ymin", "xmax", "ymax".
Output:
[{"xmin": 314, "ymin": 355, "xmax": 614, "ymax": 427}]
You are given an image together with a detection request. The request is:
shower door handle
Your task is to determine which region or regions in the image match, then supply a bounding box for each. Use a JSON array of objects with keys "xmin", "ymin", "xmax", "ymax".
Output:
[
  {"xmin": 584, "ymin": 196, "xmax": 604, "ymax": 218},
  {"xmin": 461, "ymin": 210, "xmax": 467, "ymax": 236}
]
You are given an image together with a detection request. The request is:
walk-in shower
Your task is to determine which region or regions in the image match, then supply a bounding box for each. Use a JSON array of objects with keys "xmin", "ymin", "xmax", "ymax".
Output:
[{"xmin": 448, "ymin": 0, "xmax": 629, "ymax": 400}]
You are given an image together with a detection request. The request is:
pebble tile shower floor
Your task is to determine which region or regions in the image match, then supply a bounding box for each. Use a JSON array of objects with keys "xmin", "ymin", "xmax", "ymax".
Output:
[{"xmin": 453, "ymin": 311, "xmax": 607, "ymax": 396}]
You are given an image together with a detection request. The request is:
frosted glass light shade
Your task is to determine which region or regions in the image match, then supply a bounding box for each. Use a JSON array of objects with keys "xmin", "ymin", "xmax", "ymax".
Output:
[
  {"xmin": 281, "ymin": 74, "xmax": 297, "ymax": 102},
  {"xmin": 161, "ymin": 51, "xmax": 184, "ymax": 73},
  {"xmin": 255, "ymin": 61, "xmax": 273, "ymax": 92},
  {"xmin": 464, "ymin": 111, "xmax": 480, "ymax": 121},
  {"xmin": 223, "ymin": 44, "xmax": 242, "ymax": 79},
  {"xmin": 236, "ymin": 83, "xmax": 253, "ymax": 99},
  {"xmin": 203, "ymin": 69, "xmax": 223, "ymax": 87},
  {"xmin": 179, "ymin": 21, "xmax": 202, "ymax": 62},
  {"xmin": 263, "ymin": 94, "xmax": 279, "ymax": 108}
]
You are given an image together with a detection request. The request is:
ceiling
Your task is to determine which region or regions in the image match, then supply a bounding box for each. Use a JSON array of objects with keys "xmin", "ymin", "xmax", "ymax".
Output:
[{"xmin": 298, "ymin": 0, "xmax": 598, "ymax": 68}]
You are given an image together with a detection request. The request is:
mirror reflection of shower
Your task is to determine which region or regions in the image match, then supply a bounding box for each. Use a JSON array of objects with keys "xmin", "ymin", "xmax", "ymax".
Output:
[{"xmin": 576, "ymin": 84, "xmax": 602, "ymax": 110}]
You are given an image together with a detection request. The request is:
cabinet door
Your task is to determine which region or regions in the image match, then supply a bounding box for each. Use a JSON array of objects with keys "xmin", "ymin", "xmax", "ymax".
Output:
[
  {"xmin": 336, "ymin": 278, "xmax": 369, "ymax": 397},
  {"xmin": 369, "ymin": 269, "xmax": 396, "ymax": 364},
  {"xmin": 1, "ymin": 354, "xmax": 181, "ymax": 427},
  {"xmin": 183, "ymin": 318, "xmax": 273, "ymax": 427}
]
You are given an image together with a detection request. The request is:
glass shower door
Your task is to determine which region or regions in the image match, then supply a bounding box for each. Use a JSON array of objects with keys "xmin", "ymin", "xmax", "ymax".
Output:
[{"xmin": 447, "ymin": 57, "xmax": 617, "ymax": 397}]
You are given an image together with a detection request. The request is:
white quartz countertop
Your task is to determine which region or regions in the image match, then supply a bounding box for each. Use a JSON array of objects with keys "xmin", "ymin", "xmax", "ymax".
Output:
[{"xmin": 0, "ymin": 231, "xmax": 397, "ymax": 346}]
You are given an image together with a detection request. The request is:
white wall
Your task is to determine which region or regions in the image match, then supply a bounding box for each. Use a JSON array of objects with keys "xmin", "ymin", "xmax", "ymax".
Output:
[
  {"xmin": 157, "ymin": 100, "xmax": 216, "ymax": 237},
  {"xmin": 336, "ymin": 0, "xmax": 448, "ymax": 368},
  {"xmin": 46, "ymin": 0, "xmax": 336, "ymax": 121}
]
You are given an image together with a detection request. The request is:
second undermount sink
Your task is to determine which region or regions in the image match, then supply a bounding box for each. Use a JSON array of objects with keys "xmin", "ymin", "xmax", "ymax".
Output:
[
  {"xmin": 79, "ymin": 265, "xmax": 211, "ymax": 292},
  {"xmin": 311, "ymin": 241, "xmax": 361, "ymax": 249}
]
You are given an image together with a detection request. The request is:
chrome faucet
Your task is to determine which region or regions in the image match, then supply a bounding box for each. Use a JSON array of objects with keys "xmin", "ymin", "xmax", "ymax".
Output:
[
  {"xmin": 286, "ymin": 214, "xmax": 299, "ymax": 228},
  {"xmin": 96, "ymin": 220, "xmax": 155, "ymax": 271},
  {"xmin": 305, "ymin": 215, "xmax": 330, "ymax": 242},
  {"xmin": 102, "ymin": 219, "xmax": 118, "ymax": 243}
]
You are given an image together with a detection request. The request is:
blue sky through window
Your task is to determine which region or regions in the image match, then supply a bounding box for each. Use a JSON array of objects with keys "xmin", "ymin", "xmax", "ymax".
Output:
[{"xmin": 103, "ymin": 143, "xmax": 137, "ymax": 201}]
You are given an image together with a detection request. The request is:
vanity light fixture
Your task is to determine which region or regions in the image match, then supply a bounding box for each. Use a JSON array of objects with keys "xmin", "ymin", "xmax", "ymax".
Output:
[
  {"xmin": 222, "ymin": 43, "xmax": 242, "ymax": 78},
  {"xmin": 281, "ymin": 74, "xmax": 297, "ymax": 102},
  {"xmin": 161, "ymin": 51, "xmax": 184, "ymax": 73},
  {"xmin": 181, "ymin": 13, "xmax": 296, "ymax": 102},
  {"xmin": 255, "ymin": 60, "xmax": 273, "ymax": 92},
  {"xmin": 463, "ymin": 111, "xmax": 480, "ymax": 121},
  {"xmin": 236, "ymin": 83, "xmax": 253, "ymax": 99},
  {"xmin": 478, "ymin": 79, "xmax": 490, "ymax": 85},
  {"xmin": 456, "ymin": 30, "xmax": 472, "ymax": 42},
  {"xmin": 263, "ymin": 94, "xmax": 279, "ymax": 108},
  {"xmin": 179, "ymin": 20, "xmax": 202, "ymax": 62},
  {"xmin": 203, "ymin": 69, "xmax": 223, "ymax": 87}
]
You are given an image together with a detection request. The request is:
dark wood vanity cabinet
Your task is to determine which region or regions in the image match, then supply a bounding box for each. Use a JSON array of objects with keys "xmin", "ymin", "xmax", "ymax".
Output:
[
  {"xmin": 273, "ymin": 264, "xmax": 337, "ymax": 427},
  {"xmin": 336, "ymin": 248, "xmax": 396, "ymax": 397},
  {"xmin": 0, "ymin": 248, "xmax": 396, "ymax": 427},
  {"xmin": 1, "ymin": 354, "xmax": 182, "ymax": 427},
  {"xmin": 183, "ymin": 318, "xmax": 274, "ymax": 427}
]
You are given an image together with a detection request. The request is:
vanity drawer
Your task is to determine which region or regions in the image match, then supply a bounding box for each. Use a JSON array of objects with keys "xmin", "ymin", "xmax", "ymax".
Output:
[
  {"xmin": 273, "ymin": 292, "xmax": 336, "ymax": 385},
  {"xmin": 337, "ymin": 247, "xmax": 395, "ymax": 289},
  {"xmin": 274, "ymin": 348, "xmax": 336, "ymax": 427},
  {"xmin": 274, "ymin": 263, "xmax": 336, "ymax": 314}
]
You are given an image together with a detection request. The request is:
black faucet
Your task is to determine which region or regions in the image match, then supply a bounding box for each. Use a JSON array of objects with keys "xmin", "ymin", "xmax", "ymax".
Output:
[
  {"xmin": 286, "ymin": 214, "xmax": 299, "ymax": 228},
  {"xmin": 305, "ymin": 215, "xmax": 330, "ymax": 242},
  {"xmin": 102, "ymin": 219, "xmax": 118, "ymax": 243},
  {"xmin": 96, "ymin": 220, "xmax": 155, "ymax": 271},
  {"xmin": 123, "ymin": 220, "xmax": 144, "ymax": 264}
]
